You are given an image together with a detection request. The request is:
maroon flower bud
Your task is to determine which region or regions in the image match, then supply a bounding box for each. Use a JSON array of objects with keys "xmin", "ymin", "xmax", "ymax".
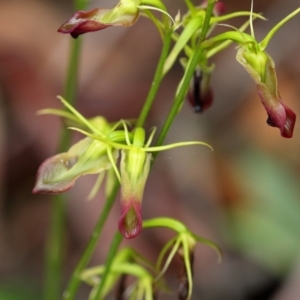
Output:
[
  {"xmin": 262, "ymin": 92, "xmax": 296, "ymax": 138},
  {"xmin": 58, "ymin": 1, "xmax": 140, "ymax": 38},
  {"xmin": 187, "ymin": 69, "xmax": 213, "ymax": 113},
  {"xmin": 237, "ymin": 47, "xmax": 296, "ymax": 138},
  {"xmin": 58, "ymin": 9, "xmax": 112, "ymax": 38}
]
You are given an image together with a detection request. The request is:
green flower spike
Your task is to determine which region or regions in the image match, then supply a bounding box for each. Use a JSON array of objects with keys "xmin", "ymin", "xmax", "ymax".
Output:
[
  {"xmin": 143, "ymin": 218, "xmax": 222, "ymax": 300},
  {"xmin": 33, "ymin": 97, "xmax": 212, "ymax": 239}
]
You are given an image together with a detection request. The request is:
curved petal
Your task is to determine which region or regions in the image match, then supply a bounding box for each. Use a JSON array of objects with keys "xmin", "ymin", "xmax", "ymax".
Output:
[
  {"xmin": 58, "ymin": 4, "xmax": 140, "ymax": 38},
  {"xmin": 33, "ymin": 138, "xmax": 116, "ymax": 194},
  {"xmin": 237, "ymin": 47, "xmax": 296, "ymax": 138}
]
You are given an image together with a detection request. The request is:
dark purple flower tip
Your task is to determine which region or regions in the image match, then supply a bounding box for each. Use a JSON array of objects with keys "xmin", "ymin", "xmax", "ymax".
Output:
[
  {"xmin": 187, "ymin": 69, "xmax": 213, "ymax": 113},
  {"xmin": 258, "ymin": 87, "xmax": 296, "ymax": 138},
  {"xmin": 266, "ymin": 102, "xmax": 296, "ymax": 138},
  {"xmin": 58, "ymin": 9, "xmax": 111, "ymax": 38},
  {"xmin": 118, "ymin": 199, "xmax": 142, "ymax": 239}
]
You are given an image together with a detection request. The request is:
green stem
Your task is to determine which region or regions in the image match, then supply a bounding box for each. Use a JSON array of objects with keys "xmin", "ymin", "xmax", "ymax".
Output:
[
  {"xmin": 62, "ymin": 182, "xmax": 120, "ymax": 300},
  {"xmin": 136, "ymin": 29, "xmax": 173, "ymax": 128},
  {"xmin": 91, "ymin": 231, "xmax": 123, "ymax": 300},
  {"xmin": 43, "ymin": 39, "xmax": 82, "ymax": 300},
  {"xmin": 155, "ymin": 0, "xmax": 216, "ymax": 149},
  {"xmin": 43, "ymin": 0, "xmax": 87, "ymax": 297},
  {"xmin": 43, "ymin": 194, "xmax": 67, "ymax": 300}
]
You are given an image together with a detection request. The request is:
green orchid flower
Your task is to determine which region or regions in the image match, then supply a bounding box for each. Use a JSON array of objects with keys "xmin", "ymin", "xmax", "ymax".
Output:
[{"xmin": 33, "ymin": 96, "xmax": 212, "ymax": 239}]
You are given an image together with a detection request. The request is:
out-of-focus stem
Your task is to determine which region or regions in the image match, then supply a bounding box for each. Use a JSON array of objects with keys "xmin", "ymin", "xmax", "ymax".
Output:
[
  {"xmin": 62, "ymin": 182, "xmax": 120, "ymax": 300},
  {"xmin": 155, "ymin": 0, "xmax": 217, "ymax": 150},
  {"xmin": 43, "ymin": 0, "xmax": 86, "ymax": 298},
  {"xmin": 136, "ymin": 29, "xmax": 173, "ymax": 128}
]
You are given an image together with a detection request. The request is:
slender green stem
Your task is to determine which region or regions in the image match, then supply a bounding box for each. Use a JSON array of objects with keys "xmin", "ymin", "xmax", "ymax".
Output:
[
  {"xmin": 91, "ymin": 231, "xmax": 123, "ymax": 300},
  {"xmin": 155, "ymin": 0, "xmax": 216, "ymax": 149},
  {"xmin": 43, "ymin": 0, "xmax": 87, "ymax": 297},
  {"xmin": 43, "ymin": 39, "xmax": 83, "ymax": 300},
  {"xmin": 44, "ymin": 193, "xmax": 67, "ymax": 300},
  {"xmin": 136, "ymin": 29, "xmax": 173, "ymax": 128},
  {"xmin": 62, "ymin": 181, "xmax": 120, "ymax": 300}
]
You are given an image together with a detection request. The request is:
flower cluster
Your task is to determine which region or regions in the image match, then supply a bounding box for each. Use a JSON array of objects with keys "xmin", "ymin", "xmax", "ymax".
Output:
[{"xmin": 33, "ymin": 97, "xmax": 211, "ymax": 239}]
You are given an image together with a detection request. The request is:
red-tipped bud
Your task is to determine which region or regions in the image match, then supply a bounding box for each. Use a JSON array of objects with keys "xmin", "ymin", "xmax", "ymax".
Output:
[
  {"xmin": 58, "ymin": 9, "xmax": 112, "ymax": 38},
  {"xmin": 118, "ymin": 147, "xmax": 151, "ymax": 239},
  {"xmin": 58, "ymin": 1, "xmax": 139, "ymax": 38},
  {"xmin": 237, "ymin": 47, "xmax": 296, "ymax": 138}
]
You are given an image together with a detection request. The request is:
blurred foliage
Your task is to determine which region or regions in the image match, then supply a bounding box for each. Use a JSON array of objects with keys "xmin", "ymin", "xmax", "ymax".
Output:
[{"xmin": 226, "ymin": 147, "xmax": 300, "ymax": 275}]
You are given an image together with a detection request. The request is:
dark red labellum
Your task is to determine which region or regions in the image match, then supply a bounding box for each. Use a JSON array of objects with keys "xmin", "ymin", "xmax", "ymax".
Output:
[{"xmin": 187, "ymin": 69, "xmax": 213, "ymax": 113}]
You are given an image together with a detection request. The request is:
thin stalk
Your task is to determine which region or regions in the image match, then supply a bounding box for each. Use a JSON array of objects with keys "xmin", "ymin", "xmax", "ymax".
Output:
[
  {"xmin": 62, "ymin": 181, "xmax": 120, "ymax": 300},
  {"xmin": 43, "ymin": 39, "xmax": 82, "ymax": 300},
  {"xmin": 91, "ymin": 231, "xmax": 123, "ymax": 300},
  {"xmin": 44, "ymin": 193, "xmax": 67, "ymax": 300},
  {"xmin": 83, "ymin": 28, "xmax": 173, "ymax": 300},
  {"xmin": 43, "ymin": 0, "xmax": 87, "ymax": 298},
  {"xmin": 136, "ymin": 29, "xmax": 173, "ymax": 127},
  {"xmin": 155, "ymin": 0, "xmax": 217, "ymax": 150}
]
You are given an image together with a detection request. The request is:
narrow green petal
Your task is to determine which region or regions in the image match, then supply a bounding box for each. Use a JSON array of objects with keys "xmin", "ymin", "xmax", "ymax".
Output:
[{"xmin": 144, "ymin": 140, "xmax": 213, "ymax": 152}]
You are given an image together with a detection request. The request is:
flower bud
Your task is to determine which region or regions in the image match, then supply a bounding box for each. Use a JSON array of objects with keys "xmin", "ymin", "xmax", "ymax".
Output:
[
  {"xmin": 237, "ymin": 46, "xmax": 296, "ymax": 138},
  {"xmin": 58, "ymin": 0, "xmax": 140, "ymax": 38},
  {"xmin": 187, "ymin": 68, "xmax": 213, "ymax": 113}
]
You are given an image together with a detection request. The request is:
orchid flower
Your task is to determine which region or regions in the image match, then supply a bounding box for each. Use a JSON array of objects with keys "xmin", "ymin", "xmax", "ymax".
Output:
[
  {"xmin": 202, "ymin": 6, "xmax": 300, "ymax": 137},
  {"xmin": 33, "ymin": 97, "xmax": 212, "ymax": 239},
  {"xmin": 32, "ymin": 104, "xmax": 121, "ymax": 195},
  {"xmin": 110, "ymin": 124, "xmax": 212, "ymax": 239},
  {"xmin": 58, "ymin": 0, "xmax": 170, "ymax": 38}
]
